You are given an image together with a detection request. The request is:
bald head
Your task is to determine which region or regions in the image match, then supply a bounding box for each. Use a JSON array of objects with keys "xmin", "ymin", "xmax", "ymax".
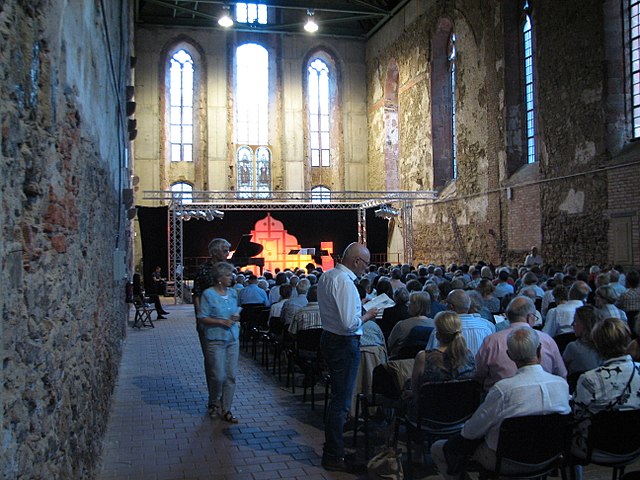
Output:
[
  {"xmin": 342, "ymin": 242, "xmax": 371, "ymax": 277},
  {"xmin": 506, "ymin": 296, "xmax": 536, "ymax": 324},
  {"xmin": 446, "ymin": 289, "xmax": 471, "ymax": 313}
]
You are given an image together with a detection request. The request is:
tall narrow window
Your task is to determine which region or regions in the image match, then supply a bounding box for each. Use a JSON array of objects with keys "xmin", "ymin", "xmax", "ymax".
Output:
[
  {"xmin": 171, "ymin": 182, "xmax": 193, "ymax": 203},
  {"xmin": 631, "ymin": 0, "xmax": 640, "ymax": 138},
  {"xmin": 236, "ymin": 3, "xmax": 268, "ymax": 24},
  {"xmin": 449, "ymin": 33, "xmax": 457, "ymax": 179},
  {"xmin": 308, "ymin": 58, "xmax": 331, "ymax": 167},
  {"xmin": 169, "ymin": 49, "xmax": 194, "ymax": 162},
  {"xmin": 235, "ymin": 43, "xmax": 270, "ymax": 198},
  {"xmin": 523, "ymin": 2, "xmax": 536, "ymax": 163}
]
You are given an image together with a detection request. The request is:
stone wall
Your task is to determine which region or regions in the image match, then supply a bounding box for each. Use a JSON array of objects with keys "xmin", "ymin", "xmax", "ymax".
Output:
[
  {"xmin": 1, "ymin": 1, "xmax": 131, "ymax": 477},
  {"xmin": 366, "ymin": 0, "xmax": 621, "ymax": 267}
]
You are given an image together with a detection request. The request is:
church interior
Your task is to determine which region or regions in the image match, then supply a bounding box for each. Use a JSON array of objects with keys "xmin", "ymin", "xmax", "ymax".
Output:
[{"xmin": 1, "ymin": 0, "xmax": 639, "ymax": 477}]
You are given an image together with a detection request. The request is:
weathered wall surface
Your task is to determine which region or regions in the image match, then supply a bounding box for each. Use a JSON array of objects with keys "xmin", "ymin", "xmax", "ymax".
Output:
[
  {"xmin": 367, "ymin": 0, "xmax": 622, "ymax": 267},
  {"xmin": 1, "ymin": 1, "xmax": 130, "ymax": 477}
]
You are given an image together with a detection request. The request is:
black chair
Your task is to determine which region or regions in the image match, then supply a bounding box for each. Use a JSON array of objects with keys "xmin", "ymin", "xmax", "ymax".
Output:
[
  {"xmin": 262, "ymin": 315, "xmax": 286, "ymax": 378},
  {"xmin": 286, "ymin": 328, "xmax": 327, "ymax": 410},
  {"xmin": 239, "ymin": 303, "xmax": 266, "ymax": 351},
  {"xmin": 553, "ymin": 332, "xmax": 577, "ymax": 355},
  {"xmin": 353, "ymin": 360, "xmax": 411, "ymax": 457},
  {"xmin": 132, "ymin": 295, "xmax": 155, "ymax": 329},
  {"xmin": 569, "ymin": 409, "xmax": 640, "ymax": 480},
  {"xmin": 402, "ymin": 379, "xmax": 482, "ymax": 470},
  {"xmin": 470, "ymin": 413, "xmax": 571, "ymax": 480}
]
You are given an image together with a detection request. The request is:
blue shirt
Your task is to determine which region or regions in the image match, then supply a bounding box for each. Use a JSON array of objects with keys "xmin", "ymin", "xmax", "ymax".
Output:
[
  {"xmin": 198, "ymin": 287, "xmax": 241, "ymax": 341},
  {"xmin": 238, "ymin": 283, "xmax": 270, "ymax": 306}
]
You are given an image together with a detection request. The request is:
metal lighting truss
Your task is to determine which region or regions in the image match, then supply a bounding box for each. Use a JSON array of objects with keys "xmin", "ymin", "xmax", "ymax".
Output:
[{"xmin": 144, "ymin": 190, "xmax": 437, "ymax": 303}]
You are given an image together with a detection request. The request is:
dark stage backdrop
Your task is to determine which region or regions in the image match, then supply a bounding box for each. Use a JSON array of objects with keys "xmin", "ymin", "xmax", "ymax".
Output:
[{"xmin": 137, "ymin": 206, "xmax": 389, "ymax": 280}]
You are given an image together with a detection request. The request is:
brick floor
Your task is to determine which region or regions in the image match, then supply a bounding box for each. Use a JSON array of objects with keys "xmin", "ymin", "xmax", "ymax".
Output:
[{"xmin": 97, "ymin": 302, "xmax": 639, "ymax": 480}]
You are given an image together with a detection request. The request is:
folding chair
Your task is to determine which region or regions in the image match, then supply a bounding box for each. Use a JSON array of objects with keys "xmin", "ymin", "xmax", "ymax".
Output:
[{"xmin": 133, "ymin": 296, "xmax": 155, "ymax": 328}]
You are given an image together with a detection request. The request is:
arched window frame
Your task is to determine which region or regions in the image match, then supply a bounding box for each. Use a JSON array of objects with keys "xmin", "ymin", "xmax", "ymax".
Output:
[
  {"xmin": 522, "ymin": 1, "xmax": 537, "ymax": 163},
  {"xmin": 311, "ymin": 185, "xmax": 331, "ymax": 203},
  {"xmin": 629, "ymin": 0, "xmax": 640, "ymax": 139},
  {"xmin": 234, "ymin": 42, "xmax": 271, "ymax": 199},
  {"xmin": 167, "ymin": 48, "xmax": 195, "ymax": 163},
  {"xmin": 170, "ymin": 181, "xmax": 193, "ymax": 203},
  {"xmin": 431, "ymin": 18, "xmax": 456, "ymax": 188},
  {"xmin": 305, "ymin": 50, "xmax": 340, "ymax": 170},
  {"xmin": 449, "ymin": 32, "xmax": 458, "ymax": 178}
]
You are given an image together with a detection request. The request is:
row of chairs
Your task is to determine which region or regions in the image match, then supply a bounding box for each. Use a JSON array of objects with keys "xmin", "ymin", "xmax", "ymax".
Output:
[
  {"xmin": 238, "ymin": 304, "xmax": 330, "ymax": 414},
  {"xmin": 356, "ymin": 373, "xmax": 640, "ymax": 480}
]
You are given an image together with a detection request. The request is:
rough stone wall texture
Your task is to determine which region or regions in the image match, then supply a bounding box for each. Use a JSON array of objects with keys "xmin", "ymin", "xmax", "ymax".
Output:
[
  {"xmin": 1, "ymin": 2, "xmax": 130, "ymax": 478},
  {"xmin": 367, "ymin": 0, "xmax": 623, "ymax": 267}
]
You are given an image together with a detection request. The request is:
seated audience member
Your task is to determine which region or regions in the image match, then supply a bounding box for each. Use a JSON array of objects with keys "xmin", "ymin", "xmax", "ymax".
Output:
[
  {"xmin": 387, "ymin": 292, "xmax": 434, "ymax": 358},
  {"xmin": 378, "ymin": 286, "xmax": 410, "ymax": 341},
  {"xmin": 151, "ymin": 265, "xmax": 167, "ymax": 296},
  {"xmin": 545, "ymin": 284, "xmax": 568, "ymax": 320},
  {"xmin": 609, "ymin": 269, "xmax": 627, "ymax": 297},
  {"xmin": 425, "ymin": 289, "xmax": 496, "ymax": 355},
  {"xmin": 594, "ymin": 285, "xmax": 627, "ymax": 323},
  {"xmin": 288, "ymin": 285, "xmax": 321, "ymax": 336},
  {"xmin": 541, "ymin": 273, "xmax": 564, "ymax": 317},
  {"xmin": 281, "ymin": 278, "xmax": 310, "ymax": 326},
  {"xmin": 618, "ymin": 269, "xmax": 640, "ymax": 334},
  {"xmin": 520, "ymin": 272, "xmax": 545, "ymax": 299},
  {"xmin": 268, "ymin": 271, "xmax": 288, "ymax": 304},
  {"xmin": 405, "ymin": 311, "xmax": 475, "ymax": 420},
  {"xmin": 518, "ymin": 287, "xmax": 544, "ymax": 327},
  {"xmin": 238, "ymin": 274, "xmax": 271, "ymax": 307},
  {"xmin": 288, "ymin": 275, "xmax": 300, "ymax": 298},
  {"xmin": 494, "ymin": 269, "xmax": 515, "ymax": 299},
  {"xmin": 571, "ymin": 318, "xmax": 640, "ymax": 470},
  {"xmin": 431, "ymin": 328, "xmax": 570, "ymax": 480},
  {"xmin": 233, "ymin": 273, "xmax": 245, "ymax": 291},
  {"xmin": 543, "ymin": 281, "xmax": 590, "ymax": 337},
  {"xmin": 389, "ymin": 267, "xmax": 405, "ymax": 292},
  {"xmin": 268, "ymin": 284, "xmax": 292, "ymax": 320},
  {"xmin": 405, "ymin": 279, "xmax": 423, "ymax": 293},
  {"xmin": 476, "ymin": 278, "xmax": 501, "ymax": 314},
  {"xmin": 524, "ymin": 246, "xmax": 544, "ymax": 268},
  {"xmin": 468, "ymin": 290, "xmax": 495, "ymax": 325},
  {"xmin": 475, "ymin": 296, "xmax": 566, "ymax": 391},
  {"xmin": 562, "ymin": 305, "xmax": 602, "ymax": 377},
  {"xmin": 423, "ymin": 281, "xmax": 448, "ymax": 317},
  {"xmin": 132, "ymin": 273, "xmax": 169, "ymax": 318}
]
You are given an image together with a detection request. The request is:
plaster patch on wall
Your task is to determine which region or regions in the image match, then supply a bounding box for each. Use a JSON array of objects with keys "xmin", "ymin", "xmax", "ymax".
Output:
[
  {"xmin": 574, "ymin": 141, "xmax": 596, "ymax": 164},
  {"xmin": 467, "ymin": 196, "xmax": 488, "ymax": 218},
  {"xmin": 559, "ymin": 188, "xmax": 585, "ymax": 214}
]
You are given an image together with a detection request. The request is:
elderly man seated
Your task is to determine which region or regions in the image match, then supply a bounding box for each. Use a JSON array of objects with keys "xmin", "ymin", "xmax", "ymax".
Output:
[
  {"xmin": 431, "ymin": 327, "xmax": 571, "ymax": 480},
  {"xmin": 425, "ymin": 289, "xmax": 495, "ymax": 355},
  {"xmin": 474, "ymin": 296, "xmax": 566, "ymax": 391}
]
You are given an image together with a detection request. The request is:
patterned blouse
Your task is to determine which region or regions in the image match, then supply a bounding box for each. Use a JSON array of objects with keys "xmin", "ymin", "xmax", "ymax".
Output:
[
  {"xmin": 571, "ymin": 355, "xmax": 640, "ymax": 457},
  {"xmin": 417, "ymin": 348, "xmax": 476, "ymax": 386}
]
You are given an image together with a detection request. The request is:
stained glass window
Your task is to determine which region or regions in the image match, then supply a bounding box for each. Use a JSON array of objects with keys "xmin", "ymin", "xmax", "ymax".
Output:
[
  {"xmin": 631, "ymin": 0, "xmax": 640, "ymax": 138},
  {"xmin": 448, "ymin": 33, "xmax": 457, "ymax": 178},
  {"xmin": 308, "ymin": 58, "xmax": 331, "ymax": 167},
  {"xmin": 523, "ymin": 2, "xmax": 536, "ymax": 163}
]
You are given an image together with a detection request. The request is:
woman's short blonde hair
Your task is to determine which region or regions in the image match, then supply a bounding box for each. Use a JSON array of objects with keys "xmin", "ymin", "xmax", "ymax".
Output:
[{"xmin": 592, "ymin": 317, "xmax": 631, "ymax": 359}]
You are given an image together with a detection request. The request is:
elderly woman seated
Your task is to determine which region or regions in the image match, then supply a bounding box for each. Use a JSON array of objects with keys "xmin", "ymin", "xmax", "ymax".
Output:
[
  {"xmin": 594, "ymin": 285, "xmax": 628, "ymax": 323},
  {"xmin": 571, "ymin": 318, "xmax": 640, "ymax": 478},
  {"xmin": 387, "ymin": 292, "xmax": 434, "ymax": 358}
]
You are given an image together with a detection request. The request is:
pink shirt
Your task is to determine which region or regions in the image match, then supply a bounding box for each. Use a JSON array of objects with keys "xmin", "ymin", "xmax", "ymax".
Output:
[{"xmin": 474, "ymin": 322, "xmax": 567, "ymax": 391}]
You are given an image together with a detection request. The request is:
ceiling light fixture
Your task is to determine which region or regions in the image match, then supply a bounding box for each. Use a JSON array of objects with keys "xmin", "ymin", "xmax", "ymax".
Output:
[
  {"xmin": 374, "ymin": 204, "xmax": 400, "ymax": 220},
  {"xmin": 304, "ymin": 9, "xmax": 318, "ymax": 33},
  {"xmin": 218, "ymin": 6, "xmax": 233, "ymax": 28}
]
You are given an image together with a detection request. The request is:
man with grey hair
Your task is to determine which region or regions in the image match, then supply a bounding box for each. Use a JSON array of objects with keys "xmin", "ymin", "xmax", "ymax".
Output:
[
  {"xmin": 425, "ymin": 289, "xmax": 495, "ymax": 355},
  {"xmin": 543, "ymin": 280, "xmax": 590, "ymax": 337},
  {"xmin": 475, "ymin": 296, "xmax": 566, "ymax": 391},
  {"xmin": 281, "ymin": 278, "xmax": 310, "ymax": 326},
  {"xmin": 431, "ymin": 327, "xmax": 570, "ymax": 480}
]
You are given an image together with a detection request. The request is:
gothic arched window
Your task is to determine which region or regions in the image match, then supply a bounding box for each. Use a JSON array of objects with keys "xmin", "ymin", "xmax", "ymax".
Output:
[{"xmin": 168, "ymin": 49, "xmax": 194, "ymax": 163}]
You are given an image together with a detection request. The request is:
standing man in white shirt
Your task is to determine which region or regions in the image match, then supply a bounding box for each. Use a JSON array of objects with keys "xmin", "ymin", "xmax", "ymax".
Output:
[{"xmin": 317, "ymin": 242, "xmax": 378, "ymax": 472}]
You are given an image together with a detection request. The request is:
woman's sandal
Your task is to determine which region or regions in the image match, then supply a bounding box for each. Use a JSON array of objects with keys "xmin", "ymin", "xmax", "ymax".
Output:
[{"xmin": 221, "ymin": 411, "xmax": 239, "ymax": 423}]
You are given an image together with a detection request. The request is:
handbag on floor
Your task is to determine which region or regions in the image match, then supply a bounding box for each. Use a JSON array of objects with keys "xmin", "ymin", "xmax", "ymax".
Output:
[{"xmin": 367, "ymin": 446, "xmax": 404, "ymax": 480}]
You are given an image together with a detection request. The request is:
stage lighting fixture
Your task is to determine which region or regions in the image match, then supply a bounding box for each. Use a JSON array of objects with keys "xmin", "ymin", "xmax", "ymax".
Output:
[{"xmin": 374, "ymin": 205, "xmax": 399, "ymax": 219}]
